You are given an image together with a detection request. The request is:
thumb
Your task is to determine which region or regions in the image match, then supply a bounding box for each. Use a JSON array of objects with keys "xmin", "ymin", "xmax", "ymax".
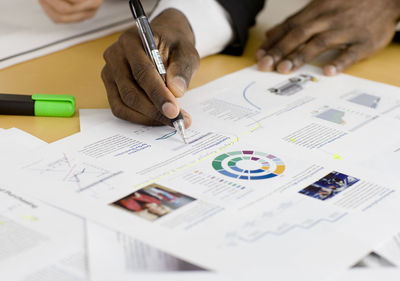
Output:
[{"xmin": 166, "ymin": 43, "xmax": 200, "ymax": 98}]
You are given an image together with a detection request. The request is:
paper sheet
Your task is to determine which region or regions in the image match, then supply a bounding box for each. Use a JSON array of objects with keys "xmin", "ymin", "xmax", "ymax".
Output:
[
  {"xmin": 20, "ymin": 251, "xmax": 88, "ymax": 281},
  {"xmin": 0, "ymin": 186, "xmax": 86, "ymax": 281},
  {"xmin": 0, "ymin": 0, "xmax": 157, "ymax": 69},
  {"xmin": 0, "ymin": 128, "xmax": 47, "ymax": 170},
  {"xmin": 0, "ymin": 128, "xmax": 46, "ymax": 150},
  {"xmin": 79, "ymin": 109, "xmax": 114, "ymax": 132},
  {"xmin": 131, "ymin": 272, "xmax": 235, "ymax": 281},
  {"xmin": 84, "ymin": 201, "xmax": 398, "ymax": 280},
  {"xmin": 331, "ymin": 269, "xmax": 400, "ymax": 281},
  {"xmin": 86, "ymin": 221, "xmax": 205, "ymax": 281},
  {"xmin": 7, "ymin": 65, "xmax": 400, "ymax": 281},
  {"xmin": 0, "ymin": 128, "xmax": 87, "ymax": 281},
  {"xmin": 375, "ymin": 232, "xmax": 400, "ymax": 267}
]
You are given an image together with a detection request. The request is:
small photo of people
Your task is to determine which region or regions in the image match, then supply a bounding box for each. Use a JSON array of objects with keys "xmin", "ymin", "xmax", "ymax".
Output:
[
  {"xmin": 299, "ymin": 171, "xmax": 360, "ymax": 201},
  {"xmin": 112, "ymin": 183, "xmax": 196, "ymax": 222}
]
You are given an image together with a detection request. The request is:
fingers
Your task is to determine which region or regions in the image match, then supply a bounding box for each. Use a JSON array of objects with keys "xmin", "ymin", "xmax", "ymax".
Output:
[
  {"xmin": 103, "ymin": 43, "xmax": 172, "ymax": 126},
  {"xmin": 103, "ymin": 59, "xmax": 192, "ymax": 128},
  {"xmin": 276, "ymin": 30, "xmax": 354, "ymax": 73},
  {"xmin": 103, "ymin": 61, "xmax": 192, "ymax": 128},
  {"xmin": 101, "ymin": 9, "xmax": 196, "ymax": 128},
  {"xmin": 166, "ymin": 42, "xmax": 200, "ymax": 98},
  {"xmin": 256, "ymin": 21, "xmax": 300, "ymax": 61},
  {"xmin": 41, "ymin": 0, "xmax": 102, "ymax": 12},
  {"xmin": 257, "ymin": 16, "xmax": 334, "ymax": 71},
  {"xmin": 324, "ymin": 44, "xmax": 367, "ymax": 75},
  {"xmin": 256, "ymin": 0, "xmax": 398, "ymax": 76},
  {"xmin": 40, "ymin": 3, "xmax": 96, "ymax": 23},
  {"xmin": 101, "ymin": 66, "xmax": 163, "ymax": 126},
  {"xmin": 256, "ymin": 4, "xmax": 322, "ymax": 59},
  {"xmin": 118, "ymin": 31, "xmax": 180, "ymax": 120},
  {"xmin": 39, "ymin": 0, "xmax": 102, "ymax": 23}
]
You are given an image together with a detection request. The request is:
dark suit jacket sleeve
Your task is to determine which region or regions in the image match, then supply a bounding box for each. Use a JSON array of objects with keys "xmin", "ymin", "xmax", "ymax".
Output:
[
  {"xmin": 217, "ymin": 0, "xmax": 265, "ymax": 55},
  {"xmin": 394, "ymin": 32, "xmax": 400, "ymax": 42}
]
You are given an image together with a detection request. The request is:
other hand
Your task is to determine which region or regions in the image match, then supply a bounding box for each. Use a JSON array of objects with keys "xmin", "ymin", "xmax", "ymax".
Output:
[
  {"xmin": 101, "ymin": 9, "xmax": 199, "ymax": 127},
  {"xmin": 256, "ymin": 0, "xmax": 400, "ymax": 75},
  {"xmin": 38, "ymin": 0, "xmax": 103, "ymax": 23}
]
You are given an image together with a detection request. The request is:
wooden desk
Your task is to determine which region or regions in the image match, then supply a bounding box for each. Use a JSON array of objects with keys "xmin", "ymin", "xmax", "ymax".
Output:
[{"xmin": 1, "ymin": 25, "xmax": 399, "ymax": 143}]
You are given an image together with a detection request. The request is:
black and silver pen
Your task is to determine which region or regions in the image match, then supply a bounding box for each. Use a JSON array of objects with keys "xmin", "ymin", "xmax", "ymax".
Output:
[{"xmin": 129, "ymin": 0, "xmax": 188, "ymax": 144}]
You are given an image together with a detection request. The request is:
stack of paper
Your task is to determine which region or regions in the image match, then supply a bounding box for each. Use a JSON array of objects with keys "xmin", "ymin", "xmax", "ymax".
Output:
[{"xmin": 2, "ymin": 65, "xmax": 400, "ymax": 280}]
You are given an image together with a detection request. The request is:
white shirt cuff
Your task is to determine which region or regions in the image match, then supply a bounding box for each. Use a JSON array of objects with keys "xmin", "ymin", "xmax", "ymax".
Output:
[{"xmin": 150, "ymin": 0, "xmax": 234, "ymax": 58}]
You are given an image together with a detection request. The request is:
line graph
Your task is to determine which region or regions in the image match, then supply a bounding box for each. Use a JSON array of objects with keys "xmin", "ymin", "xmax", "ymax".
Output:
[
  {"xmin": 244, "ymin": 212, "xmax": 345, "ymax": 241},
  {"xmin": 222, "ymin": 200, "xmax": 348, "ymax": 247},
  {"xmin": 242, "ymin": 81, "xmax": 260, "ymax": 110},
  {"xmin": 242, "ymin": 74, "xmax": 317, "ymax": 111}
]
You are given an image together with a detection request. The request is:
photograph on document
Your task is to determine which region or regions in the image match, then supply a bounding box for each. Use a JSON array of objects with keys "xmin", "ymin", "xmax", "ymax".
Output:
[
  {"xmin": 112, "ymin": 184, "xmax": 196, "ymax": 222},
  {"xmin": 299, "ymin": 171, "xmax": 360, "ymax": 200}
]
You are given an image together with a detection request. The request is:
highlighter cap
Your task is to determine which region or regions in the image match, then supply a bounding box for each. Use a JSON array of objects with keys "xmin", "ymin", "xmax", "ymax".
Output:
[{"xmin": 32, "ymin": 94, "xmax": 75, "ymax": 117}]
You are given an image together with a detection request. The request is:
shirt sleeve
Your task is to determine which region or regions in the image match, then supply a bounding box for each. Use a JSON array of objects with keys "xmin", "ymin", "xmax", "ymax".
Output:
[
  {"xmin": 217, "ymin": 0, "xmax": 266, "ymax": 56},
  {"xmin": 150, "ymin": 0, "xmax": 234, "ymax": 58}
]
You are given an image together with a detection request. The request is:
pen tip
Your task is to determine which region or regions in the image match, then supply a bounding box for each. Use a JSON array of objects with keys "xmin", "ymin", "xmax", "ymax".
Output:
[{"xmin": 172, "ymin": 118, "xmax": 188, "ymax": 144}]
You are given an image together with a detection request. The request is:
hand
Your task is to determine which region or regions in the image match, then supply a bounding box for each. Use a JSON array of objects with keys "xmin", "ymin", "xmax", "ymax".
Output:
[
  {"xmin": 38, "ymin": 0, "xmax": 103, "ymax": 23},
  {"xmin": 101, "ymin": 9, "xmax": 199, "ymax": 127},
  {"xmin": 256, "ymin": 0, "xmax": 400, "ymax": 75}
]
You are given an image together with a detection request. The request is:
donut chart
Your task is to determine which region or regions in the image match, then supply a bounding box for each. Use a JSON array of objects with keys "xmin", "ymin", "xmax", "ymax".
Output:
[{"xmin": 212, "ymin": 151, "xmax": 285, "ymax": 180}]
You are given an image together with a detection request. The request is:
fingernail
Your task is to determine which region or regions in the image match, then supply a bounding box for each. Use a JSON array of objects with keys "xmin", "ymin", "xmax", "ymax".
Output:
[
  {"xmin": 255, "ymin": 49, "xmax": 266, "ymax": 61},
  {"xmin": 171, "ymin": 76, "xmax": 187, "ymax": 97},
  {"xmin": 277, "ymin": 60, "xmax": 293, "ymax": 73},
  {"xmin": 258, "ymin": 55, "xmax": 274, "ymax": 72},
  {"xmin": 162, "ymin": 102, "xmax": 178, "ymax": 118},
  {"xmin": 324, "ymin": 65, "xmax": 337, "ymax": 76}
]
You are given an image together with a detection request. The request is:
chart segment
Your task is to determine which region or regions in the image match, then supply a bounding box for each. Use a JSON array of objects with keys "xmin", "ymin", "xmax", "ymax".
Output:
[{"xmin": 212, "ymin": 151, "xmax": 285, "ymax": 180}]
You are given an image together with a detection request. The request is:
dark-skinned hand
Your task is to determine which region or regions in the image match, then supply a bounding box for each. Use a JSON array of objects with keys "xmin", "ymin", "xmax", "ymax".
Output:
[
  {"xmin": 256, "ymin": 0, "xmax": 400, "ymax": 75},
  {"xmin": 101, "ymin": 8, "xmax": 199, "ymax": 127}
]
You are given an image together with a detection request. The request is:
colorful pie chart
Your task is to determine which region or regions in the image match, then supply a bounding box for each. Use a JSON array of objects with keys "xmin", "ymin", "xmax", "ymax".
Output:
[{"xmin": 212, "ymin": 150, "xmax": 285, "ymax": 180}]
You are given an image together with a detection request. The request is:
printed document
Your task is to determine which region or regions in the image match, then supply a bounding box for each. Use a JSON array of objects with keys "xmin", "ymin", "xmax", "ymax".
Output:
[
  {"xmin": 7, "ymin": 65, "xmax": 400, "ymax": 281},
  {"xmin": 86, "ymin": 221, "xmax": 204, "ymax": 281},
  {"xmin": 0, "ymin": 186, "xmax": 86, "ymax": 281}
]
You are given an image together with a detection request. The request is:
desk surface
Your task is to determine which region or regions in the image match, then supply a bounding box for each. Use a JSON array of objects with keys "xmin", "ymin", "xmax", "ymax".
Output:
[{"xmin": 1, "ymin": 26, "xmax": 399, "ymax": 143}]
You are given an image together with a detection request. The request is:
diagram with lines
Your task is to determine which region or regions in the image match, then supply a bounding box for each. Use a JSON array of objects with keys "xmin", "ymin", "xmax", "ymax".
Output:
[
  {"xmin": 22, "ymin": 153, "xmax": 123, "ymax": 193},
  {"xmin": 222, "ymin": 198, "xmax": 347, "ymax": 247}
]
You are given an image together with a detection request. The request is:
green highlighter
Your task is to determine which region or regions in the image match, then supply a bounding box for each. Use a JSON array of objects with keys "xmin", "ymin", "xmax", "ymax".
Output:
[{"xmin": 0, "ymin": 93, "xmax": 75, "ymax": 117}]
